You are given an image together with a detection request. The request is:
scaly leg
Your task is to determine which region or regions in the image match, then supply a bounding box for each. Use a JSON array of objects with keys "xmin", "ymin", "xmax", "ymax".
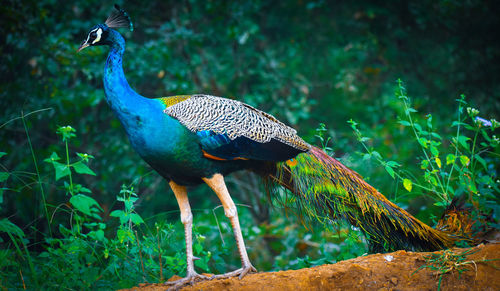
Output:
[
  {"xmin": 203, "ymin": 174, "xmax": 257, "ymax": 279},
  {"xmin": 165, "ymin": 181, "xmax": 209, "ymax": 288}
]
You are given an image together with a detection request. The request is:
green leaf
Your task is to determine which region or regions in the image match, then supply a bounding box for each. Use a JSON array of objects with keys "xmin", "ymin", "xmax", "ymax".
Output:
[
  {"xmin": 110, "ymin": 210, "xmax": 124, "ymax": 218},
  {"xmin": 451, "ymin": 121, "xmax": 466, "ymax": 127},
  {"xmin": 403, "ymin": 179, "xmax": 412, "ymax": 192},
  {"xmin": 446, "ymin": 154, "xmax": 455, "ymax": 165},
  {"xmin": 474, "ymin": 154, "xmax": 487, "ymax": 170},
  {"xmin": 430, "ymin": 145, "xmax": 439, "ymax": 157},
  {"xmin": 117, "ymin": 228, "xmax": 133, "ymax": 243},
  {"xmin": 44, "ymin": 152, "xmax": 61, "ymax": 163},
  {"xmin": 429, "ymin": 176, "xmax": 438, "ymax": 186},
  {"xmin": 72, "ymin": 161, "xmax": 96, "ymax": 176},
  {"xmin": 130, "ymin": 213, "xmax": 144, "ymax": 225},
  {"xmin": 0, "ymin": 218, "xmax": 25, "ymax": 238},
  {"xmin": 460, "ymin": 155, "xmax": 470, "ymax": 167},
  {"xmin": 111, "ymin": 210, "xmax": 130, "ymax": 224},
  {"xmin": 70, "ymin": 194, "xmax": 102, "ymax": 216},
  {"xmin": 79, "ymin": 186, "xmax": 92, "ymax": 193},
  {"xmin": 434, "ymin": 201, "xmax": 448, "ymax": 207},
  {"xmin": 386, "ymin": 161, "xmax": 400, "ymax": 168},
  {"xmin": 398, "ymin": 120, "xmax": 411, "ymax": 126},
  {"xmin": 457, "ymin": 136, "xmax": 470, "ymax": 150},
  {"xmin": 385, "ymin": 165, "xmax": 395, "ymax": 178},
  {"xmin": 431, "ymin": 132, "xmax": 442, "ymax": 140},
  {"xmin": 371, "ymin": 151, "xmax": 382, "ymax": 160},
  {"xmin": 421, "ymin": 160, "xmax": 429, "ymax": 169},
  {"xmin": 0, "ymin": 152, "xmax": 6, "ymax": 159},
  {"xmin": 53, "ymin": 162, "xmax": 71, "ymax": 181},
  {"xmin": 418, "ymin": 137, "xmax": 428, "ymax": 148}
]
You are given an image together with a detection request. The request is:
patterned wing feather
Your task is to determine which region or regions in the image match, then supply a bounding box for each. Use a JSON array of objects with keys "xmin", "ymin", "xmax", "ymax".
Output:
[{"xmin": 164, "ymin": 95, "xmax": 311, "ymax": 161}]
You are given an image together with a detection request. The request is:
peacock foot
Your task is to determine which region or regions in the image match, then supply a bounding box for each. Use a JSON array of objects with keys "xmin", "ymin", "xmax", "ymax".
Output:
[
  {"xmin": 212, "ymin": 264, "xmax": 257, "ymax": 280},
  {"xmin": 165, "ymin": 271, "xmax": 211, "ymax": 290}
]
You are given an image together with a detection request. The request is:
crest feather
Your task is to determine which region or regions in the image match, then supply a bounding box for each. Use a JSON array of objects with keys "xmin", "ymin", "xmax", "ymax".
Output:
[{"xmin": 105, "ymin": 4, "xmax": 134, "ymax": 31}]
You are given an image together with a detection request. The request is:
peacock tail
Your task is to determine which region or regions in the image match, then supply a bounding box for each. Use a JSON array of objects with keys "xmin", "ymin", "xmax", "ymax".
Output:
[{"xmin": 267, "ymin": 146, "xmax": 456, "ymax": 252}]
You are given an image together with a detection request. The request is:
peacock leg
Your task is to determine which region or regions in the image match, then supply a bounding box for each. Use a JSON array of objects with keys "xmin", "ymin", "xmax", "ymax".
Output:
[
  {"xmin": 203, "ymin": 174, "xmax": 257, "ymax": 279},
  {"xmin": 165, "ymin": 181, "xmax": 209, "ymax": 288}
]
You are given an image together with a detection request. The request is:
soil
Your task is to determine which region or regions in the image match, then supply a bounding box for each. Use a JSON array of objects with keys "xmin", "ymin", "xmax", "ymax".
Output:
[{"xmin": 123, "ymin": 243, "xmax": 499, "ymax": 291}]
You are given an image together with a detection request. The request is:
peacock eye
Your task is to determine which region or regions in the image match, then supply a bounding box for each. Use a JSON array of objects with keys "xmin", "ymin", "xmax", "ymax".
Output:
[{"xmin": 87, "ymin": 28, "xmax": 103, "ymax": 44}]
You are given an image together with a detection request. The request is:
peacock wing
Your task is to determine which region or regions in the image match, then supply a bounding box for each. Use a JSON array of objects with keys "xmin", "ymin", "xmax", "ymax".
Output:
[{"xmin": 162, "ymin": 94, "xmax": 311, "ymax": 161}]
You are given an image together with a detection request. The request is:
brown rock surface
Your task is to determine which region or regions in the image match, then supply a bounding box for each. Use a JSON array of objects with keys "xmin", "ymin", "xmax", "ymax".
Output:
[{"xmin": 123, "ymin": 243, "xmax": 499, "ymax": 291}]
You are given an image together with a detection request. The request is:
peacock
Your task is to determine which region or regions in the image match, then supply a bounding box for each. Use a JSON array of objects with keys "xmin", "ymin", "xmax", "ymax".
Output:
[{"xmin": 78, "ymin": 6, "xmax": 456, "ymax": 288}]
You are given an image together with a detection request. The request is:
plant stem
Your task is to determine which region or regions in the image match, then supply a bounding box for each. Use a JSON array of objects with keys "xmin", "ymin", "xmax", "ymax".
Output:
[
  {"xmin": 65, "ymin": 140, "xmax": 74, "ymax": 195},
  {"xmin": 21, "ymin": 112, "xmax": 52, "ymax": 237},
  {"xmin": 445, "ymin": 100, "xmax": 463, "ymax": 197},
  {"xmin": 398, "ymin": 85, "xmax": 448, "ymax": 201}
]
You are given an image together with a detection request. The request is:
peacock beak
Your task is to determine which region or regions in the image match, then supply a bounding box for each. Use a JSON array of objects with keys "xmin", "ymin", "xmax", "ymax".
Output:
[{"xmin": 77, "ymin": 41, "xmax": 90, "ymax": 53}]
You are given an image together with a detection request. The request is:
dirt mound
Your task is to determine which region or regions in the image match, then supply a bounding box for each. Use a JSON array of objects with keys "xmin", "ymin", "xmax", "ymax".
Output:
[{"xmin": 125, "ymin": 243, "xmax": 499, "ymax": 290}]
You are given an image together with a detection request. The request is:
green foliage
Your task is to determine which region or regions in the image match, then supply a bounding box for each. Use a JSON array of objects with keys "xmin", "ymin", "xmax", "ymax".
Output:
[
  {"xmin": 0, "ymin": 127, "xmax": 218, "ymax": 289},
  {"xmin": 349, "ymin": 80, "xmax": 499, "ymax": 232},
  {"xmin": 0, "ymin": 0, "xmax": 499, "ymax": 289}
]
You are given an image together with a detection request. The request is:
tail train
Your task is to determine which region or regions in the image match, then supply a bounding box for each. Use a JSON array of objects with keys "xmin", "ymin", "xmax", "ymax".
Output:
[{"xmin": 267, "ymin": 146, "xmax": 456, "ymax": 252}]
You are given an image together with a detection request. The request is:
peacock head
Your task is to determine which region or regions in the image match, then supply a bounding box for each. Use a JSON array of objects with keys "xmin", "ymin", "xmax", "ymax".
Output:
[{"xmin": 77, "ymin": 5, "xmax": 133, "ymax": 52}]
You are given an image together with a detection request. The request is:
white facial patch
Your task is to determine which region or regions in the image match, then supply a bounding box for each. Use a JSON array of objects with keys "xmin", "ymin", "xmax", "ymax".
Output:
[
  {"xmin": 85, "ymin": 28, "xmax": 98, "ymax": 44},
  {"xmin": 92, "ymin": 28, "xmax": 103, "ymax": 44}
]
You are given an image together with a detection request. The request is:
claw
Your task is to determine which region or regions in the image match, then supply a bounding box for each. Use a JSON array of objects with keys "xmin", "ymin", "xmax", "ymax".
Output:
[
  {"xmin": 212, "ymin": 264, "xmax": 257, "ymax": 280},
  {"xmin": 165, "ymin": 272, "xmax": 211, "ymax": 290}
]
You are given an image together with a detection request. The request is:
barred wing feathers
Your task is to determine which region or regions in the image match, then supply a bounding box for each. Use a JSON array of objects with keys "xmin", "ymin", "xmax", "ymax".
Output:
[{"xmin": 164, "ymin": 95, "xmax": 311, "ymax": 161}]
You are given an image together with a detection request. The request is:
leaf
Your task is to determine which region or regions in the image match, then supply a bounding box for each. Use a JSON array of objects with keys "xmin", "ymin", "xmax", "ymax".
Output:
[
  {"xmin": 474, "ymin": 154, "xmax": 487, "ymax": 171},
  {"xmin": 386, "ymin": 161, "xmax": 400, "ymax": 168},
  {"xmin": 70, "ymin": 194, "xmax": 102, "ymax": 216},
  {"xmin": 79, "ymin": 186, "xmax": 92, "ymax": 193},
  {"xmin": 72, "ymin": 162, "xmax": 96, "ymax": 176},
  {"xmin": 421, "ymin": 160, "xmax": 429, "ymax": 169},
  {"xmin": 430, "ymin": 145, "xmax": 439, "ymax": 157},
  {"xmin": 431, "ymin": 132, "xmax": 442, "ymax": 140},
  {"xmin": 429, "ymin": 176, "xmax": 438, "ymax": 186},
  {"xmin": 0, "ymin": 152, "xmax": 6, "ymax": 159},
  {"xmin": 44, "ymin": 152, "xmax": 61, "ymax": 163},
  {"xmin": 130, "ymin": 213, "xmax": 144, "ymax": 225},
  {"xmin": 117, "ymin": 228, "xmax": 133, "ymax": 243},
  {"xmin": 434, "ymin": 201, "xmax": 448, "ymax": 207},
  {"xmin": 371, "ymin": 151, "xmax": 382, "ymax": 160},
  {"xmin": 451, "ymin": 121, "xmax": 466, "ymax": 127},
  {"xmin": 435, "ymin": 157, "xmax": 442, "ymax": 168},
  {"xmin": 398, "ymin": 120, "xmax": 411, "ymax": 126},
  {"xmin": 53, "ymin": 162, "xmax": 71, "ymax": 181},
  {"xmin": 385, "ymin": 166, "xmax": 395, "ymax": 178},
  {"xmin": 403, "ymin": 179, "xmax": 412, "ymax": 192},
  {"xmin": 0, "ymin": 218, "xmax": 25, "ymax": 238},
  {"xmin": 418, "ymin": 137, "xmax": 428, "ymax": 148},
  {"xmin": 446, "ymin": 154, "xmax": 455, "ymax": 165},
  {"xmin": 109, "ymin": 210, "xmax": 125, "ymax": 218},
  {"xmin": 460, "ymin": 155, "xmax": 470, "ymax": 167},
  {"xmin": 457, "ymin": 136, "xmax": 470, "ymax": 150}
]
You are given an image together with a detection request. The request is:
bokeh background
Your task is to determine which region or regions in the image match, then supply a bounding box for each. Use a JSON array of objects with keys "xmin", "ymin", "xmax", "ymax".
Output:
[{"xmin": 1, "ymin": 0, "xmax": 499, "ymax": 289}]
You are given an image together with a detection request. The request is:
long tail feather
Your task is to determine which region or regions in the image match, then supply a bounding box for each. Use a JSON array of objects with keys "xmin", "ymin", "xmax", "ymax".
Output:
[{"xmin": 267, "ymin": 146, "xmax": 456, "ymax": 252}]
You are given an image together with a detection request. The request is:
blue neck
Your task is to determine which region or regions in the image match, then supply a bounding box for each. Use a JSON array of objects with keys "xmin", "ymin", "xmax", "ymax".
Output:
[{"xmin": 103, "ymin": 29, "xmax": 147, "ymax": 127}]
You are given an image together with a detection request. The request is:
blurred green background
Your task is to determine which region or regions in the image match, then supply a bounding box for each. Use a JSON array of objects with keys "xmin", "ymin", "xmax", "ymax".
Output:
[{"xmin": 1, "ymin": 0, "xmax": 499, "ymax": 289}]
